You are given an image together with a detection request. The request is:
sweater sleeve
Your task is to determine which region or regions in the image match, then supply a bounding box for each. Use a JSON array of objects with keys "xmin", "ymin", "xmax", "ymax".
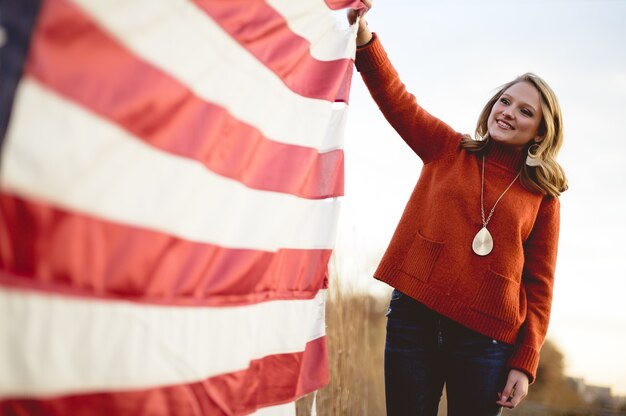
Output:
[
  {"xmin": 507, "ymin": 196, "xmax": 561, "ymax": 383},
  {"xmin": 355, "ymin": 33, "xmax": 461, "ymax": 163}
]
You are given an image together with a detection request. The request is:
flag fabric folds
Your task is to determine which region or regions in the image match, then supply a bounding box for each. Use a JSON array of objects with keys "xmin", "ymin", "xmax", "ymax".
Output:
[{"xmin": 0, "ymin": 0, "xmax": 360, "ymax": 413}]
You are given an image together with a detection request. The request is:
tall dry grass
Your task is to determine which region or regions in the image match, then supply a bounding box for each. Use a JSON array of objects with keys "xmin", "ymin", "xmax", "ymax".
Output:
[
  {"xmin": 296, "ymin": 265, "xmax": 389, "ymax": 415},
  {"xmin": 296, "ymin": 263, "xmax": 596, "ymax": 415},
  {"xmin": 296, "ymin": 260, "xmax": 448, "ymax": 416}
]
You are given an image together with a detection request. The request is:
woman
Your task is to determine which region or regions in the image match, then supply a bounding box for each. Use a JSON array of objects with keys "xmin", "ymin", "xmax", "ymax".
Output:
[{"xmin": 348, "ymin": 2, "xmax": 568, "ymax": 415}]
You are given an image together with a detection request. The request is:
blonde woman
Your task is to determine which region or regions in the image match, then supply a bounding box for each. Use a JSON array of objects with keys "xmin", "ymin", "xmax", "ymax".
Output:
[{"xmin": 348, "ymin": 2, "xmax": 567, "ymax": 415}]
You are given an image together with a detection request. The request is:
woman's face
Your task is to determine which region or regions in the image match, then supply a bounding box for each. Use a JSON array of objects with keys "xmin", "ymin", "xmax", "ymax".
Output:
[{"xmin": 487, "ymin": 81, "xmax": 543, "ymax": 149}]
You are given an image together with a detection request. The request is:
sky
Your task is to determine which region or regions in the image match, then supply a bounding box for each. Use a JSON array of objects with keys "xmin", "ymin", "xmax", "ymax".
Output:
[{"xmin": 332, "ymin": 0, "xmax": 626, "ymax": 396}]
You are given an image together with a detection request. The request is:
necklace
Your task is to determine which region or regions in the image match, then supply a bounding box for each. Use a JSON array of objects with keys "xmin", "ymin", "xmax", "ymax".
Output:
[{"xmin": 472, "ymin": 155, "xmax": 522, "ymax": 256}]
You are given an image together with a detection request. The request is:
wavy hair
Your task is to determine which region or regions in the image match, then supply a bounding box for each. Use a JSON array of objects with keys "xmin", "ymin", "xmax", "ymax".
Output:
[{"xmin": 461, "ymin": 73, "xmax": 568, "ymax": 197}]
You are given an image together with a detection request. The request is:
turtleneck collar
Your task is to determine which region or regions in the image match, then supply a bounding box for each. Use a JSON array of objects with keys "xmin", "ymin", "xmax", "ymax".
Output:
[{"xmin": 483, "ymin": 139, "xmax": 527, "ymax": 172}]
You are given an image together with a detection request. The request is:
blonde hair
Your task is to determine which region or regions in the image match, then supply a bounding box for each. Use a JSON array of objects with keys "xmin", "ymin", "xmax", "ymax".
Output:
[{"xmin": 461, "ymin": 73, "xmax": 568, "ymax": 197}]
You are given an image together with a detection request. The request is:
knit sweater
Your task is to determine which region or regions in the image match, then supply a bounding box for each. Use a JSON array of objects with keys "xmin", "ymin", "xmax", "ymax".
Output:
[{"xmin": 355, "ymin": 34, "xmax": 560, "ymax": 382}]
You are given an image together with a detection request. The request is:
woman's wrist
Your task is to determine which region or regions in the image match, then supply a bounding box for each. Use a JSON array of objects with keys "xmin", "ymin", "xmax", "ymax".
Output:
[{"xmin": 356, "ymin": 21, "xmax": 373, "ymax": 47}]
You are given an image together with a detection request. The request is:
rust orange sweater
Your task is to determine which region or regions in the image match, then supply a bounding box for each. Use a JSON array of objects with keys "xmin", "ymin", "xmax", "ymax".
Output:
[{"xmin": 355, "ymin": 34, "xmax": 560, "ymax": 382}]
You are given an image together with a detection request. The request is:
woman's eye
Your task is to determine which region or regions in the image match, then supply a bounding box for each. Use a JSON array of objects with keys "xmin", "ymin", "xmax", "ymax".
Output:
[
  {"xmin": 500, "ymin": 98, "xmax": 509, "ymax": 105},
  {"xmin": 521, "ymin": 109, "xmax": 533, "ymax": 117}
]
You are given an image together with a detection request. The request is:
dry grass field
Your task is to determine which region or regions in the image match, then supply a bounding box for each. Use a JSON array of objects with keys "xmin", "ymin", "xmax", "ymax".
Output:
[
  {"xmin": 296, "ymin": 277, "xmax": 389, "ymax": 415},
  {"xmin": 296, "ymin": 266, "xmax": 618, "ymax": 415},
  {"xmin": 296, "ymin": 264, "xmax": 450, "ymax": 416}
]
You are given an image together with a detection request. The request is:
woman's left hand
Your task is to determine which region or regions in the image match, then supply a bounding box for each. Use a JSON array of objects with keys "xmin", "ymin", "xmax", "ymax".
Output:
[
  {"xmin": 496, "ymin": 369, "xmax": 529, "ymax": 408},
  {"xmin": 346, "ymin": 0, "xmax": 372, "ymax": 46}
]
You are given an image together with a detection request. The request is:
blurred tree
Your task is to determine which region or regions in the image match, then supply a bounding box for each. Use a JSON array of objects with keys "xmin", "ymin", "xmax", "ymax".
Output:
[{"xmin": 524, "ymin": 340, "xmax": 586, "ymax": 408}]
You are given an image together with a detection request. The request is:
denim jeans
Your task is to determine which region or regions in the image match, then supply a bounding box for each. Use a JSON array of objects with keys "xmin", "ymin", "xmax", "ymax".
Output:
[{"xmin": 385, "ymin": 289, "xmax": 513, "ymax": 416}]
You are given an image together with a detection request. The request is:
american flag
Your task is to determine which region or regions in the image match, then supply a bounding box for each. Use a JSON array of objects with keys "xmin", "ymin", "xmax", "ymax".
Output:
[{"xmin": 0, "ymin": 0, "xmax": 359, "ymax": 413}]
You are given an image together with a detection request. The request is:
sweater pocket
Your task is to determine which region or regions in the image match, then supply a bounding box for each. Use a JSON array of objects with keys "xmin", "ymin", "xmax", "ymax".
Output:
[
  {"xmin": 400, "ymin": 231, "xmax": 444, "ymax": 282},
  {"xmin": 471, "ymin": 268, "xmax": 520, "ymax": 324}
]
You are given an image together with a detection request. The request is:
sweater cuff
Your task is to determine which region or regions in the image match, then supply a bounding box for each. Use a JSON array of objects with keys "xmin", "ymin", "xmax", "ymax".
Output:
[
  {"xmin": 507, "ymin": 344, "xmax": 540, "ymax": 384},
  {"xmin": 355, "ymin": 33, "xmax": 388, "ymax": 73}
]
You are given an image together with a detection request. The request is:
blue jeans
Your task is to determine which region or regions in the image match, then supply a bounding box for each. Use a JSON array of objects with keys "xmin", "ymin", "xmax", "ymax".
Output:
[{"xmin": 385, "ymin": 289, "xmax": 512, "ymax": 416}]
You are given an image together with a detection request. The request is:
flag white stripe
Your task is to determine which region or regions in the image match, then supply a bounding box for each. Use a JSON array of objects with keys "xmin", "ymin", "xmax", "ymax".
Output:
[
  {"xmin": 0, "ymin": 79, "xmax": 340, "ymax": 251},
  {"xmin": 253, "ymin": 402, "xmax": 296, "ymax": 416},
  {"xmin": 266, "ymin": 0, "xmax": 358, "ymax": 61},
  {"xmin": 71, "ymin": 0, "xmax": 349, "ymax": 152},
  {"xmin": 0, "ymin": 286, "xmax": 326, "ymax": 397}
]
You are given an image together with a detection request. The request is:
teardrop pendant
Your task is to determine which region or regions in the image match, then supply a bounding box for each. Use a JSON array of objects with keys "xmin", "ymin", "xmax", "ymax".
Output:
[{"xmin": 472, "ymin": 226, "xmax": 493, "ymax": 256}]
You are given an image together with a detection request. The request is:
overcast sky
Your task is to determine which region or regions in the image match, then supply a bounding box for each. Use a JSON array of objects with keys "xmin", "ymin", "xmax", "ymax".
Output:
[{"xmin": 333, "ymin": 0, "xmax": 626, "ymax": 395}]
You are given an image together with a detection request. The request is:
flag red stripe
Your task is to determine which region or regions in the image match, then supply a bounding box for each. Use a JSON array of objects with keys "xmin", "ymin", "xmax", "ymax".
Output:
[
  {"xmin": 26, "ymin": 0, "xmax": 344, "ymax": 200},
  {"xmin": 0, "ymin": 336, "xmax": 328, "ymax": 415},
  {"xmin": 0, "ymin": 193, "xmax": 330, "ymax": 306},
  {"xmin": 324, "ymin": 0, "xmax": 366, "ymax": 10},
  {"xmin": 192, "ymin": 0, "xmax": 353, "ymax": 103}
]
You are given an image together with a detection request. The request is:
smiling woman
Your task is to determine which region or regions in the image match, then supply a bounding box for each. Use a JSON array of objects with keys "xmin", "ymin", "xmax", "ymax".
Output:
[
  {"xmin": 337, "ymin": 0, "xmax": 626, "ymax": 400},
  {"xmin": 462, "ymin": 73, "xmax": 568, "ymax": 198},
  {"xmin": 347, "ymin": 1, "xmax": 569, "ymax": 414},
  {"xmin": 488, "ymin": 83, "xmax": 542, "ymax": 149}
]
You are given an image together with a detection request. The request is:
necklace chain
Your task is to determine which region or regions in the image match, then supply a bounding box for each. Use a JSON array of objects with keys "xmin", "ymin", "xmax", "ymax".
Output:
[{"xmin": 480, "ymin": 155, "xmax": 522, "ymax": 228}]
